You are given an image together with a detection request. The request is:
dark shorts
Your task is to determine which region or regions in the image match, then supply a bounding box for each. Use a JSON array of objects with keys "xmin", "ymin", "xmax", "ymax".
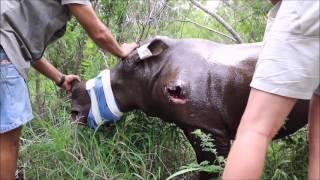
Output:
[{"xmin": 0, "ymin": 47, "xmax": 33, "ymax": 133}]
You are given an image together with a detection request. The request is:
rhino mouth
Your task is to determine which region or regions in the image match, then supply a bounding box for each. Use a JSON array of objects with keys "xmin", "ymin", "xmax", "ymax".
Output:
[{"xmin": 71, "ymin": 107, "xmax": 88, "ymax": 126}]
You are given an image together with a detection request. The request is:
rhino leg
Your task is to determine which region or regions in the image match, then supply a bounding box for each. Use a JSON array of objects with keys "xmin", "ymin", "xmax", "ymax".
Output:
[
  {"xmin": 274, "ymin": 100, "xmax": 309, "ymax": 139},
  {"xmin": 182, "ymin": 127, "xmax": 230, "ymax": 180}
]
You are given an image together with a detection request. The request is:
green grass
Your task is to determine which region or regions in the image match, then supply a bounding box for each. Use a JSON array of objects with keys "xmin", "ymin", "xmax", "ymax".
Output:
[
  {"xmin": 19, "ymin": 110, "xmax": 196, "ymax": 180},
  {"xmin": 19, "ymin": 108, "xmax": 308, "ymax": 180}
]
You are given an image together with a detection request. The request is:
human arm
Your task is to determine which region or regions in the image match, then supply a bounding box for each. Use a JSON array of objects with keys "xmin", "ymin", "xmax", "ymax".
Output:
[
  {"xmin": 66, "ymin": 4, "xmax": 138, "ymax": 59},
  {"xmin": 32, "ymin": 57, "xmax": 80, "ymax": 91}
]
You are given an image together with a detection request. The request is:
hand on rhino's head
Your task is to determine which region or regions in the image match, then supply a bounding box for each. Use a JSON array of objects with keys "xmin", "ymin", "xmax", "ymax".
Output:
[
  {"xmin": 121, "ymin": 37, "xmax": 169, "ymax": 65},
  {"xmin": 69, "ymin": 37, "xmax": 172, "ymax": 125},
  {"xmin": 70, "ymin": 36, "xmax": 194, "ymax": 126}
]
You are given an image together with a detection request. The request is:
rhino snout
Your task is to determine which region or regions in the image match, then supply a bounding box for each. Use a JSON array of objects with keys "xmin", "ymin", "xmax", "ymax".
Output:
[
  {"xmin": 70, "ymin": 81, "xmax": 91, "ymax": 126},
  {"xmin": 71, "ymin": 107, "xmax": 87, "ymax": 126}
]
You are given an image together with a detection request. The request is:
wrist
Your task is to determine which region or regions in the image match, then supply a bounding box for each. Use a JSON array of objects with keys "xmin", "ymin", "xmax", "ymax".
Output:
[
  {"xmin": 118, "ymin": 50, "xmax": 126, "ymax": 59},
  {"xmin": 56, "ymin": 75, "xmax": 66, "ymax": 87}
]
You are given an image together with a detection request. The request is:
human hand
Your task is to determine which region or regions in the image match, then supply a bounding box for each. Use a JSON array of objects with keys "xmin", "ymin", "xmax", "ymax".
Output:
[
  {"xmin": 60, "ymin": 74, "xmax": 81, "ymax": 92},
  {"xmin": 120, "ymin": 42, "xmax": 139, "ymax": 59}
]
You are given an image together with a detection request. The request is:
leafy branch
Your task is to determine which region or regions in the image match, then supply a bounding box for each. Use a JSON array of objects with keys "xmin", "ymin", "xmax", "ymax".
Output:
[{"xmin": 189, "ymin": 0, "xmax": 243, "ymax": 43}]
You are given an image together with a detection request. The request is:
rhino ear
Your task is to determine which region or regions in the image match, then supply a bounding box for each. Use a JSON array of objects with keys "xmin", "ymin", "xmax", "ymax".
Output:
[{"xmin": 137, "ymin": 38, "xmax": 168, "ymax": 60}]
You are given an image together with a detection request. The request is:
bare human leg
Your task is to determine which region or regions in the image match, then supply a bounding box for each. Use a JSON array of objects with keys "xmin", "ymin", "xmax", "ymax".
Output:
[
  {"xmin": 222, "ymin": 88, "xmax": 297, "ymax": 179},
  {"xmin": 0, "ymin": 127, "xmax": 22, "ymax": 180},
  {"xmin": 308, "ymin": 94, "xmax": 320, "ymax": 180}
]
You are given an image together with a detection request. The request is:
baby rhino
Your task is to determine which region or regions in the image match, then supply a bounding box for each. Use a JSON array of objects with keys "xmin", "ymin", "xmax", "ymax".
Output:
[{"xmin": 71, "ymin": 36, "xmax": 309, "ymax": 179}]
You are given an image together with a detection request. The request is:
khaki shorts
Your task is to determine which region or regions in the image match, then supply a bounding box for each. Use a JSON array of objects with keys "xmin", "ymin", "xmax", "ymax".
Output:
[{"xmin": 251, "ymin": 1, "xmax": 320, "ymax": 99}]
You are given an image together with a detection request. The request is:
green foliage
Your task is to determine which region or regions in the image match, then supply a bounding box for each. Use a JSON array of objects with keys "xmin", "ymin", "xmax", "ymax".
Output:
[
  {"xmin": 20, "ymin": 111, "xmax": 194, "ymax": 179},
  {"xmin": 166, "ymin": 161, "xmax": 221, "ymax": 180},
  {"xmin": 217, "ymin": 0, "xmax": 270, "ymax": 42},
  {"xmin": 167, "ymin": 129, "xmax": 225, "ymax": 179},
  {"xmin": 262, "ymin": 129, "xmax": 308, "ymax": 180},
  {"xmin": 80, "ymin": 39, "xmax": 107, "ymax": 80},
  {"xmin": 192, "ymin": 129, "xmax": 217, "ymax": 154}
]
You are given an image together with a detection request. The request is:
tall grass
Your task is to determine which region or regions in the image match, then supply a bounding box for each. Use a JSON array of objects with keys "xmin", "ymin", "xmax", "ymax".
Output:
[
  {"xmin": 19, "ymin": 108, "xmax": 196, "ymax": 179},
  {"xmin": 19, "ymin": 106, "xmax": 308, "ymax": 180}
]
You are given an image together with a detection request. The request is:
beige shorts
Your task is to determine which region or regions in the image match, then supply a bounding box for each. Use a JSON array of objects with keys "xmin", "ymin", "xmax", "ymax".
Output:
[{"xmin": 251, "ymin": 1, "xmax": 320, "ymax": 99}]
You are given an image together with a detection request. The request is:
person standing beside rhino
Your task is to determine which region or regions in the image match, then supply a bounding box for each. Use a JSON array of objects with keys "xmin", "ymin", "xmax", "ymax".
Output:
[
  {"xmin": 0, "ymin": 0, "xmax": 137, "ymax": 179},
  {"xmin": 223, "ymin": 0, "xmax": 319, "ymax": 179}
]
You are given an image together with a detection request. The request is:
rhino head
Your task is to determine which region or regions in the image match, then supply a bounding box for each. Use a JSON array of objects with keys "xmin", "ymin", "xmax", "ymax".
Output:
[{"xmin": 71, "ymin": 36, "xmax": 199, "ymax": 126}]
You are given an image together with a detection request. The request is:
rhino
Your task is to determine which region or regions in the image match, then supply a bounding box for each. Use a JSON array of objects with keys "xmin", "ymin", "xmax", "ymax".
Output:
[{"xmin": 70, "ymin": 36, "xmax": 309, "ymax": 179}]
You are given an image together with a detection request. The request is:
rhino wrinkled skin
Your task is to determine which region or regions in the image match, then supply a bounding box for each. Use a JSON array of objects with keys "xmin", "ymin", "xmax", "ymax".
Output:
[{"xmin": 71, "ymin": 36, "xmax": 309, "ymax": 179}]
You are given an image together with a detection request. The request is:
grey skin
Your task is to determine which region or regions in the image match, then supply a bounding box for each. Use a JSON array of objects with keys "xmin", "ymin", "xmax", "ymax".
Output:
[{"xmin": 71, "ymin": 36, "xmax": 309, "ymax": 179}]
